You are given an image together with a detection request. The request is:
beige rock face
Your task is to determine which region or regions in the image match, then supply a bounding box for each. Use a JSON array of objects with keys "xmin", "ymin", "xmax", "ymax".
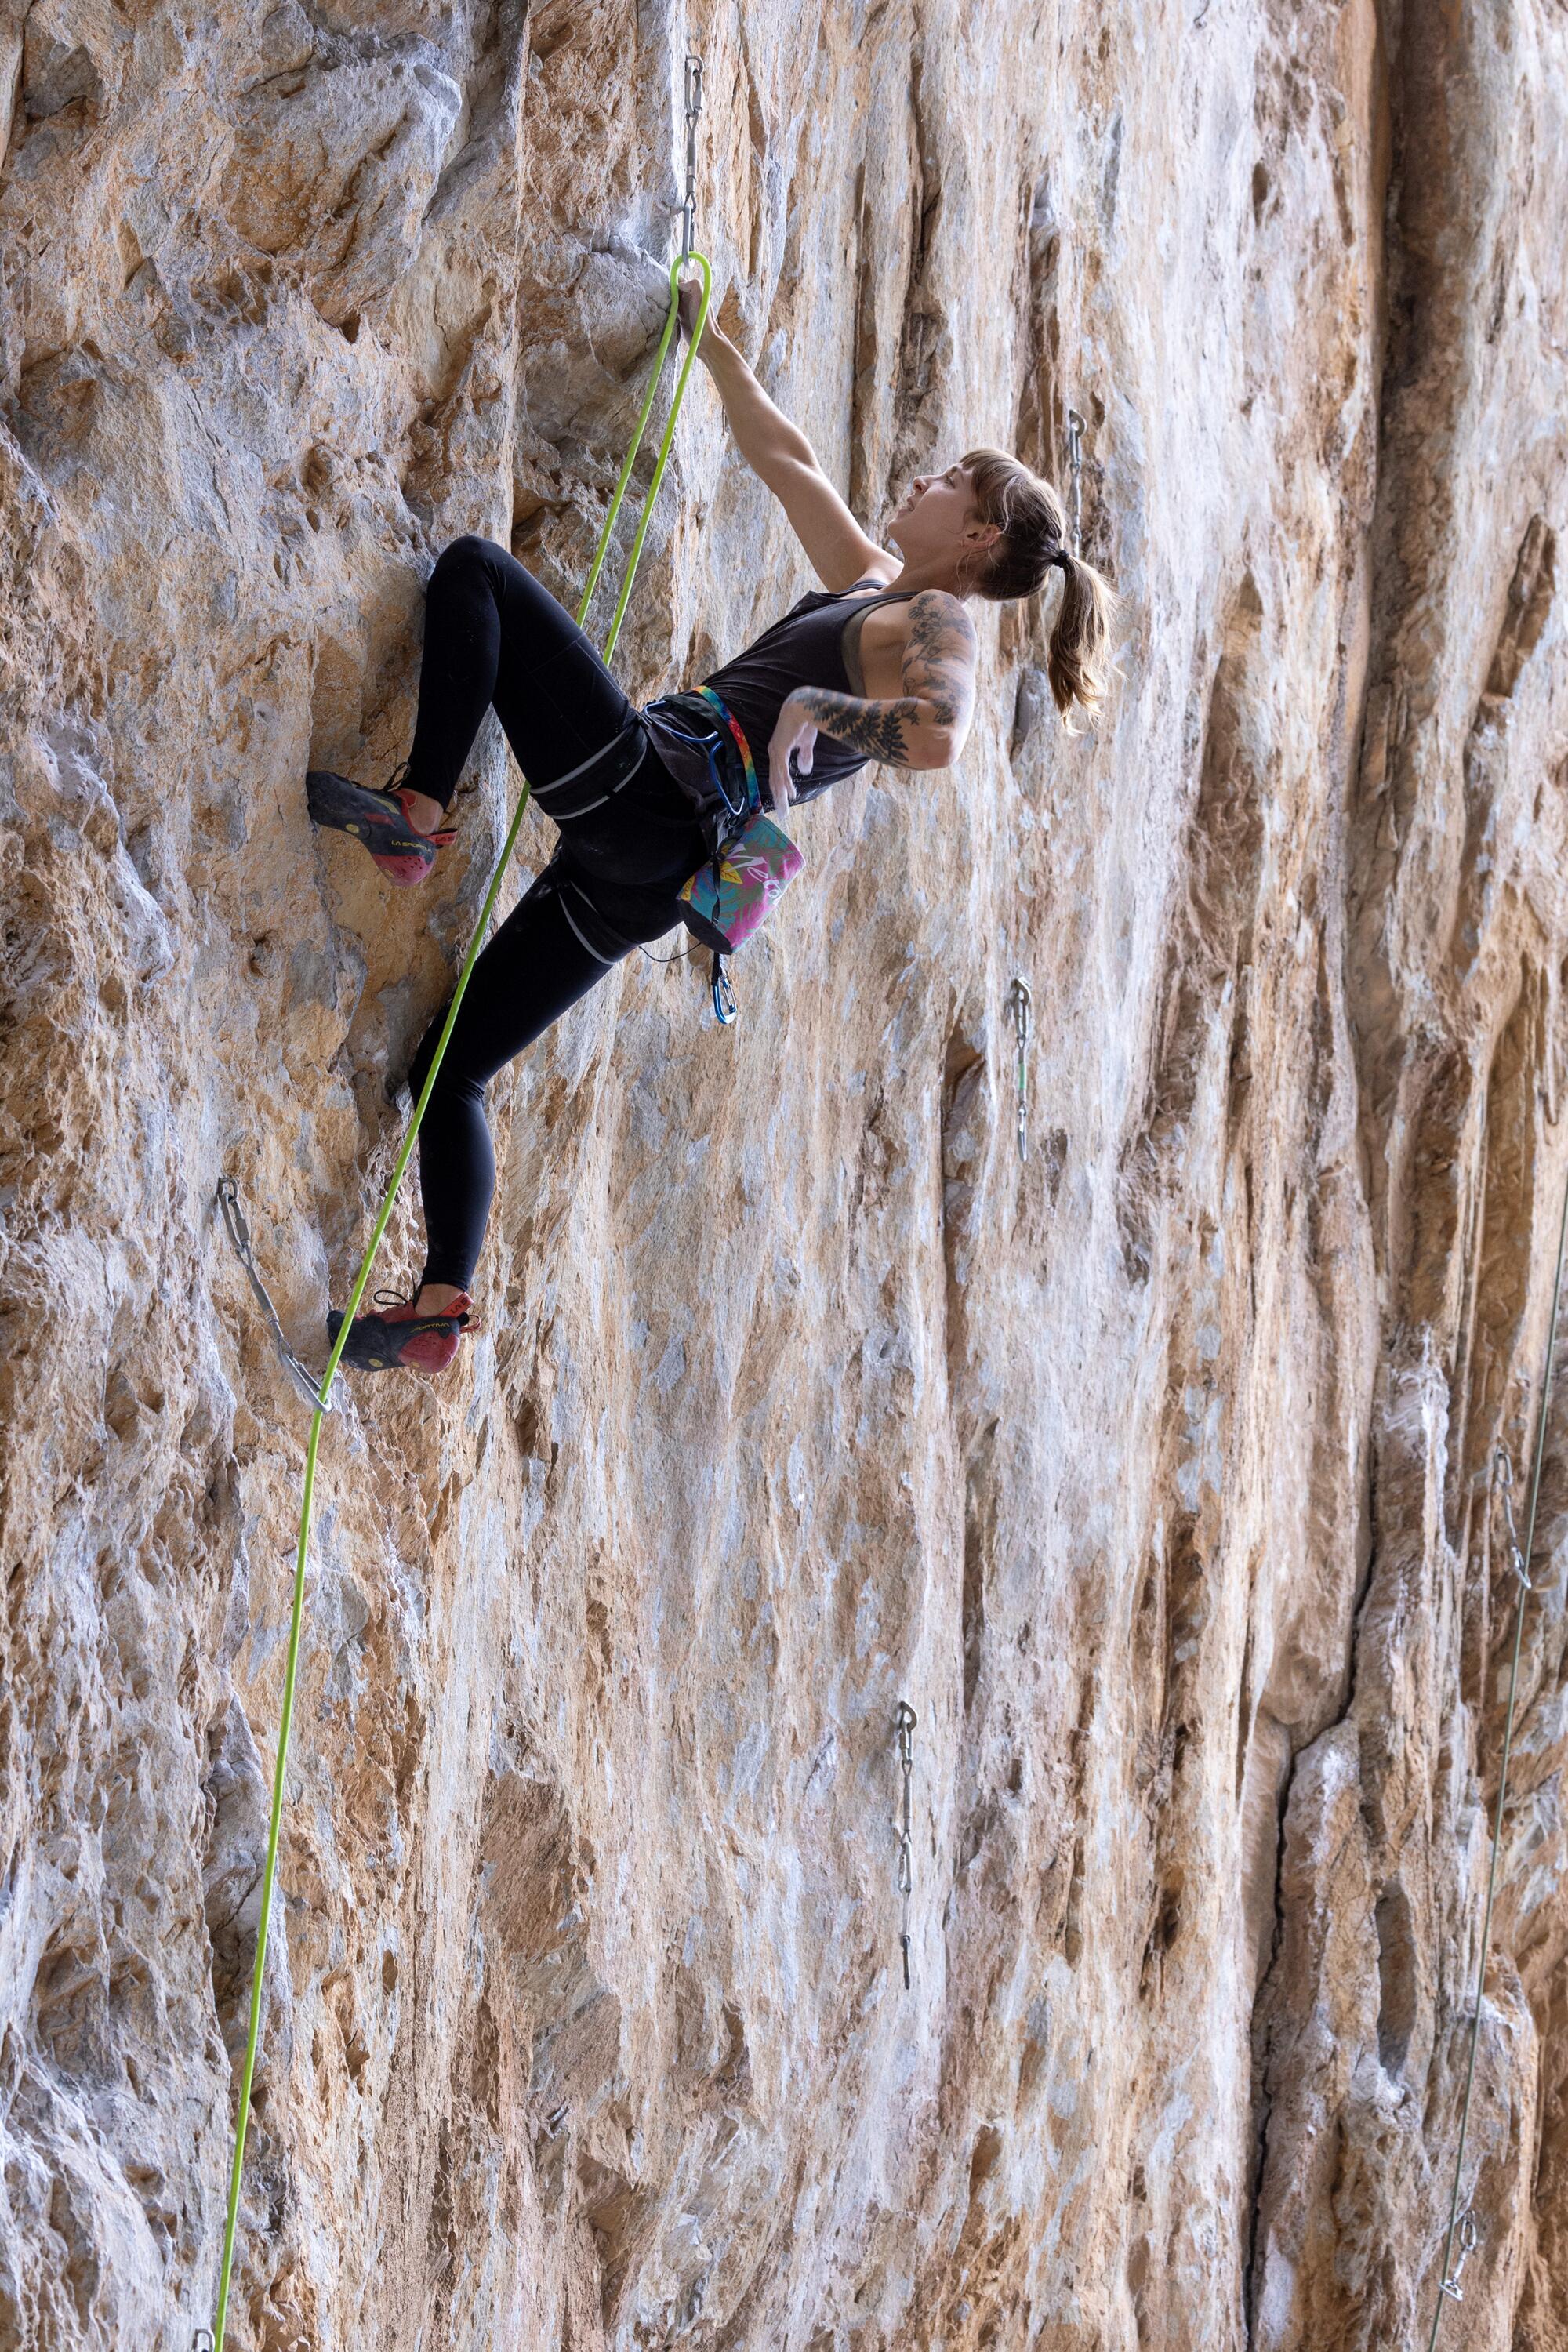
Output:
[{"xmin": 2, "ymin": 1, "xmax": 1566, "ymax": 2346}]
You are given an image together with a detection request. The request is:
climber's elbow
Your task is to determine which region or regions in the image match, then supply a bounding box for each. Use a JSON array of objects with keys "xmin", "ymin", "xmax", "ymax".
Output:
[
  {"xmin": 909, "ymin": 722, "xmax": 957, "ymax": 771},
  {"xmin": 916, "ymin": 690, "xmax": 968, "ymax": 768}
]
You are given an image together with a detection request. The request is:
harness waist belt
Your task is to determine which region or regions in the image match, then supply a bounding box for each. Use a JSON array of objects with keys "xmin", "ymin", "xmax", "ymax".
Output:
[{"xmin": 644, "ymin": 687, "xmax": 761, "ymax": 824}]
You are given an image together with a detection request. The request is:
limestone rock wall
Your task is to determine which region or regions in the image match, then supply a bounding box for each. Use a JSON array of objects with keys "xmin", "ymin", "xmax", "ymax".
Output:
[{"xmin": 2, "ymin": 0, "xmax": 1566, "ymax": 2346}]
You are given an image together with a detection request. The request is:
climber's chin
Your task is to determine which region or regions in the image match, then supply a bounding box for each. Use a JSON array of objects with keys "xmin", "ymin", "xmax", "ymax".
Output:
[
  {"xmin": 888, "ymin": 508, "xmax": 926, "ymax": 557},
  {"xmin": 887, "ymin": 517, "xmax": 938, "ymax": 568},
  {"xmin": 889, "ymin": 483, "xmax": 938, "ymax": 539}
]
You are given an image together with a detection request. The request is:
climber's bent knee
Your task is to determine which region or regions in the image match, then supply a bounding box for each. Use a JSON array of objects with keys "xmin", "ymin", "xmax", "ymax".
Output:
[{"xmin": 429, "ymin": 532, "xmax": 506, "ymax": 587}]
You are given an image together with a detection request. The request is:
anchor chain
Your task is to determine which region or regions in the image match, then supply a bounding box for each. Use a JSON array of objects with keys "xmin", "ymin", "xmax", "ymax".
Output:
[
  {"xmin": 895, "ymin": 1701, "xmax": 916, "ymax": 1991},
  {"xmin": 215, "ymin": 1177, "xmax": 331, "ymax": 1414},
  {"xmin": 1065, "ymin": 407, "xmax": 1086, "ymax": 557},
  {"xmin": 1007, "ymin": 975, "xmax": 1033, "ymax": 1161}
]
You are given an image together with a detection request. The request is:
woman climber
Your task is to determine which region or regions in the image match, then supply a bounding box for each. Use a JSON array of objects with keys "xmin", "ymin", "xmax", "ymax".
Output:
[{"xmin": 304, "ymin": 274, "xmax": 1119, "ymax": 1375}]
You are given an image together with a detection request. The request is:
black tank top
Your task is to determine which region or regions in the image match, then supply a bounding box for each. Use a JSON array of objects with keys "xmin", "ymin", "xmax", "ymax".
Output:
[{"xmin": 641, "ymin": 577, "xmax": 919, "ymax": 822}]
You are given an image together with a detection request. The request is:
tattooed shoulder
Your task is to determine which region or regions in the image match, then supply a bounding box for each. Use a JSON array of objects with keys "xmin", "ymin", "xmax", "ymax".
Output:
[
  {"xmin": 907, "ymin": 593, "xmax": 968, "ymax": 649},
  {"xmin": 902, "ymin": 590, "xmax": 978, "ymax": 742}
]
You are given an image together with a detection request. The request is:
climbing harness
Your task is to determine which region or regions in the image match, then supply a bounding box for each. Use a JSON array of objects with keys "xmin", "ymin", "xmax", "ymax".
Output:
[
  {"xmin": 1064, "ymin": 407, "xmax": 1085, "ymax": 557},
  {"xmin": 644, "ymin": 709, "xmax": 787, "ymax": 1016},
  {"xmin": 1006, "ymin": 975, "xmax": 1033, "ymax": 1161},
  {"xmin": 523, "ymin": 716, "xmax": 650, "ymax": 823},
  {"xmin": 648, "ymin": 680, "xmax": 804, "ymax": 1022},
  {"xmin": 895, "ymin": 1700, "xmax": 916, "ymax": 1991},
  {"xmin": 1425, "ymin": 1159, "xmax": 1568, "ymax": 2349},
  {"xmin": 214, "ymin": 1178, "xmax": 332, "ymax": 1415},
  {"xmin": 205, "ymin": 63, "xmax": 715, "ymax": 2350}
]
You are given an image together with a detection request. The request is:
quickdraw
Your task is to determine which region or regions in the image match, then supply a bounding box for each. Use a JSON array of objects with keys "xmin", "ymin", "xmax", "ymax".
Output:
[
  {"xmin": 1437, "ymin": 2209, "xmax": 1479, "ymax": 2306},
  {"xmin": 1065, "ymin": 406, "xmax": 1086, "ymax": 556},
  {"xmin": 679, "ymin": 54, "xmax": 702, "ymax": 266},
  {"xmin": 895, "ymin": 1700, "xmax": 916, "ymax": 1991},
  {"xmin": 214, "ymin": 1178, "xmax": 330, "ymax": 1415},
  {"xmin": 1007, "ymin": 975, "xmax": 1033, "ymax": 1161}
]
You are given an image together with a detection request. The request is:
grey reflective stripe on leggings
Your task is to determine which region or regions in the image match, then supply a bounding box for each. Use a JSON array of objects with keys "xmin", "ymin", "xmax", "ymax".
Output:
[
  {"xmin": 532, "ymin": 866, "xmax": 641, "ymax": 966},
  {"xmin": 531, "ymin": 720, "xmax": 648, "ymax": 822},
  {"xmin": 555, "ymin": 882, "xmax": 626, "ymax": 965}
]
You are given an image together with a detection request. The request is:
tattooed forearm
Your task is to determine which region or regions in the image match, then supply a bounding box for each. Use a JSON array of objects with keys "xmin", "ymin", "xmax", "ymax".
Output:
[{"xmin": 793, "ymin": 687, "xmax": 950, "ymax": 768}]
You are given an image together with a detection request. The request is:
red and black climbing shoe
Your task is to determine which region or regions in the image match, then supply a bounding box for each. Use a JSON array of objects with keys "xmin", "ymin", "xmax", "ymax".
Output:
[
  {"xmin": 326, "ymin": 1289, "xmax": 474, "ymax": 1374},
  {"xmin": 305, "ymin": 764, "xmax": 456, "ymax": 887}
]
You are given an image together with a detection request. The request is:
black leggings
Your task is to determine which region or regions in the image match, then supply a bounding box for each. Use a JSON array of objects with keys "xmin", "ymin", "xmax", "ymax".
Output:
[{"xmin": 401, "ymin": 535, "xmax": 707, "ymax": 1291}]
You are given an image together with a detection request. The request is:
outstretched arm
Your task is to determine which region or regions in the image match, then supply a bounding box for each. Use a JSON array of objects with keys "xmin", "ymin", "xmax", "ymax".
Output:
[
  {"xmin": 681, "ymin": 275, "xmax": 893, "ymax": 592},
  {"xmin": 768, "ymin": 592, "xmax": 978, "ymax": 799}
]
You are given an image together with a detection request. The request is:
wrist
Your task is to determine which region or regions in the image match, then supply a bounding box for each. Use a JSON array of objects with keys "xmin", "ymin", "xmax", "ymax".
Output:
[{"xmin": 701, "ymin": 322, "xmax": 744, "ymax": 372}]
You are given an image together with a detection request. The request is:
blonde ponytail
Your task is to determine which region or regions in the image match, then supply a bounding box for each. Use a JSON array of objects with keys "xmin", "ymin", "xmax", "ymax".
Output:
[
  {"xmin": 953, "ymin": 445, "xmax": 1120, "ymax": 730},
  {"xmin": 1044, "ymin": 545, "xmax": 1118, "ymax": 733}
]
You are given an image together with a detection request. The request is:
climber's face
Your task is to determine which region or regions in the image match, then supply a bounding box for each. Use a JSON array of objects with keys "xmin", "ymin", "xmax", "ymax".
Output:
[{"xmin": 889, "ymin": 463, "xmax": 996, "ymax": 570}]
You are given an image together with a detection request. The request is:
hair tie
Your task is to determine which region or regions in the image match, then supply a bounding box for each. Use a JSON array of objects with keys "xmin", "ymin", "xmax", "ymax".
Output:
[{"xmin": 1054, "ymin": 546, "xmax": 1072, "ymax": 569}]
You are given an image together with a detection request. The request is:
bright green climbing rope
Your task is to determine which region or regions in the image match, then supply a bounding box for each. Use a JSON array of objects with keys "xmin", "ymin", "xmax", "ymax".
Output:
[{"xmin": 208, "ymin": 251, "xmax": 712, "ymax": 2351}]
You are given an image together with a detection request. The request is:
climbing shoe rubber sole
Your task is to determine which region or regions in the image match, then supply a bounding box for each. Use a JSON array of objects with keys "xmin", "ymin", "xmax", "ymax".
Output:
[
  {"xmin": 325, "ymin": 1294, "xmax": 473, "ymax": 1374},
  {"xmin": 306, "ymin": 769, "xmax": 456, "ymax": 887}
]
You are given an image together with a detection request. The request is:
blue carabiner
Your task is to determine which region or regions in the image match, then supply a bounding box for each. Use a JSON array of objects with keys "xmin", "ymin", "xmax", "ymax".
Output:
[
  {"xmin": 711, "ymin": 954, "xmax": 737, "ymax": 1025},
  {"xmin": 705, "ymin": 735, "xmax": 748, "ymax": 823}
]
